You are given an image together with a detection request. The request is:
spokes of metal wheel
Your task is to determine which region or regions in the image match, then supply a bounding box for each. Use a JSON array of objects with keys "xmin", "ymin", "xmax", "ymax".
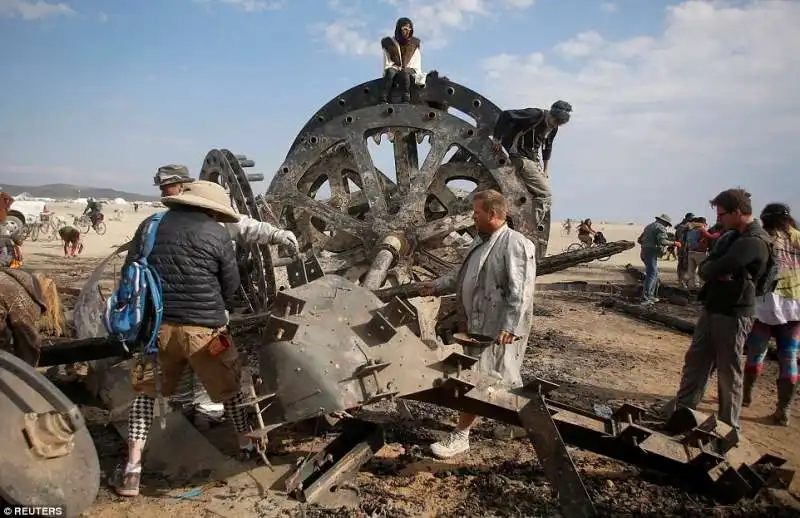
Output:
[{"xmin": 265, "ymin": 103, "xmax": 535, "ymax": 285}]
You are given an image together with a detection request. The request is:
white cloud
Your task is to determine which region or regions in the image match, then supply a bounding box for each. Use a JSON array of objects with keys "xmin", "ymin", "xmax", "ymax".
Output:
[
  {"xmin": 318, "ymin": 0, "xmax": 536, "ymax": 56},
  {"xmin": 220, "ymin": 0, "xmax": 283, "ymax": 12},
  {"xmin": 601, "ymin": 2, "xmax": 617, "ymax": 12},
  {"xmin": 506, "ymin": 0, "xmax": 535, "ymax": 8},
  {"xmin": 480, "ymin": 0, "xmax": 800, "ymax": 220},
  {"xmin": 311, "ymin": 19, "xmax": 377, "ymax": 57},
  {"xmin": 553, "ymin": 30, "xmax": 605, "ymax": 59},
  {"xmin": 0, "ymin": 0, "xmax": 74, "ymax": 20}
]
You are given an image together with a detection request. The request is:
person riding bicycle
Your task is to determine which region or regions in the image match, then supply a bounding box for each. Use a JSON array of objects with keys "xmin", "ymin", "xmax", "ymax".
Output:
[
  {"xmin": 578, "ymin": 219, "xmax": 596, "ymax": 246},
  {"xmin": 83, "ymin": 198, "xmax": 103, "ymax": 227}
]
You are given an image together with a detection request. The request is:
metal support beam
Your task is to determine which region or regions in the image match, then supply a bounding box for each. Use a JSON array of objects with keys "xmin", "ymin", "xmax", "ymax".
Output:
[{"xmin": 518, "ymin": 392, "xmax": 596, "ymax": 518}]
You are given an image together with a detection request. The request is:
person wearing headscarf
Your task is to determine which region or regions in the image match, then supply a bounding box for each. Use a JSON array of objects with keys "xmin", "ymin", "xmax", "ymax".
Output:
[
  {"xmin": 490, "ymin": 100, "xmax": 572, "ymax": 257},
  {"xmin": 742, "ymin": 203, "xmax": 800, "ymax": 426},
  {"xmin": 380, "ymin": 17, "xmax": 425, "ymax": 103}
]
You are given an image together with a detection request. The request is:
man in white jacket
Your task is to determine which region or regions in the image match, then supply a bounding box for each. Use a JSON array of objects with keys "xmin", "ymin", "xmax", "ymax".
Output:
[
  {"xmin": 380, "ymin": 17, "xmax": 425, "ymax": 103},
  {"xmin": 427, "ymin": 189, "xmax": 537, "ymax": 459}
]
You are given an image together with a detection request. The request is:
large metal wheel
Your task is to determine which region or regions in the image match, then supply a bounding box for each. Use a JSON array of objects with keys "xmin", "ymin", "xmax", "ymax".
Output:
[
  {"xmin": 264, "ymin": 103, "xmax": 538, "ymax": 289},
  {"xmin": 202, "ymin": 76, "xmax": 551, "ymax": 302},
  {"xmin": 199, "ymin": 149, "xmax": 277, "ymax": 312}
]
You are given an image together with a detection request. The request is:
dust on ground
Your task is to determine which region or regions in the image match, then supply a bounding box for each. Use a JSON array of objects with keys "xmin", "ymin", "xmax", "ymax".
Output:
[{"xmin": 18, "ymin": 217, "xmax": 800, "ymax": 517}]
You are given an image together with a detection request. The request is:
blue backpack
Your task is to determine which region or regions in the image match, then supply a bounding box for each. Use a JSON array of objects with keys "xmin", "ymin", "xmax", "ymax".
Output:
[{"xmin": 102, "ymin": 211, "xmax": 167, "ymax": 354}]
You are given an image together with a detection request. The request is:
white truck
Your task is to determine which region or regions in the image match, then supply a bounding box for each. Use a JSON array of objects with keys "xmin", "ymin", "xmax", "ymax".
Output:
[{"xmin": 2, "ymin": 199, "xmax": 47, "ymax": 238}]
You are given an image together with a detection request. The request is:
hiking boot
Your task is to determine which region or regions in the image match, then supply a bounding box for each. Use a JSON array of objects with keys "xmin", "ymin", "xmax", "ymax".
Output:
[
  {"xmin": 430, "ymin": 430, "xmax": 469, "ymax": 459},
  {"xmin": 110, "ymin": 464, "xmax": 141, "ymax": 497},
  {"xmin": 742, "ymin": 371, "xmax": 759, "ymax": 408},
  {"xmin": 772, "ymin": 379, "xmax": 795, "ymax": 427}
]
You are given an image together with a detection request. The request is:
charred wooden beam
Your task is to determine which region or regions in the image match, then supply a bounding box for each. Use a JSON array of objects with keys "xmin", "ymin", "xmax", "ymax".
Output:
[
  {"xmin": 39, "ymin": 337, "xmax": 132, "ymax": 367},
  {"xmin": 623, "ymin": 263, "xmax": 694, "ymax": 303},
  {"xmin": 374, "ymin": 240, "xmax": 636, "ymax": 301},
  {"xmin": 600, "ymin": 298, "xmax": 696, "ymax": 335}
]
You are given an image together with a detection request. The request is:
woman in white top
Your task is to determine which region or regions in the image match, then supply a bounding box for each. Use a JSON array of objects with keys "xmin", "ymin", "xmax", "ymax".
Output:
[{"xmin": 743, "ymin": 203, "xmax": 800, "ymax": 426}]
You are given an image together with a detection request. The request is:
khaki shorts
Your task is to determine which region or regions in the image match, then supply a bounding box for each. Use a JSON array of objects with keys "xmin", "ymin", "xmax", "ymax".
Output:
[{"xmin": 132, "ymin": 322, "xmax": 243, "ymax": 403}]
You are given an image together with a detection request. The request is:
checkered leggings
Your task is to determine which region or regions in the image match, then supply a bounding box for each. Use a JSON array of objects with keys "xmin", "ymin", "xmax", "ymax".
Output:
[
  {"xmin": 745, "ymin": 320, "xmax": 800, "ymax": 383},
  {"xmin": 128, "ymin": 392, "xmax": 251, "ymax": 442}
]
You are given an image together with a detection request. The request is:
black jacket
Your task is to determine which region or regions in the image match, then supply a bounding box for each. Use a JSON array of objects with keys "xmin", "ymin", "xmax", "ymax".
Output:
[
  {"xmin": 491, "ymin": 108, "xmax": 559, "ymax": 162},
  {"xmin": 124, "ymin": 206, "xmax": 239, "ymax": 328},
  {"xmin": 698, "ymin": 220, "xmax": 771, "ymax": 317}
]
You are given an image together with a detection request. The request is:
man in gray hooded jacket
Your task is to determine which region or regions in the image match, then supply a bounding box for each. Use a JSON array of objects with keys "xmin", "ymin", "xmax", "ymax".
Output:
[{"xmin": 427, "ymin": 189, "xmax": 537, "ymax": 459}]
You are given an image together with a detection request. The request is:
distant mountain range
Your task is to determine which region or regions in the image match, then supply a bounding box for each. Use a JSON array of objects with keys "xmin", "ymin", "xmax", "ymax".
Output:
[{"xmin": 0, "ymin": 183, "xmax": 159, "ymax": 201}]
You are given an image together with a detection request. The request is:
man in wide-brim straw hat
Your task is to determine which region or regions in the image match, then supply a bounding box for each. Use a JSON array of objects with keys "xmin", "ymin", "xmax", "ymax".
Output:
[
  {"xmin": 161, "ymin": 179, "xmax": 241, "ymax": 222},
  {"xmin": 151, "ymin": 165, "xmax": 300, "ymax": 425},
  {"xmin": 637, "ymin": 213, "xmax": 682, "ymax": 304},
  {"xmin": 152, "ymin": 163, "xmax": 299, "ymax": 251},
  {"xmin": 112, "ymin": 180, "xmax": 255, "ymax": 498}
]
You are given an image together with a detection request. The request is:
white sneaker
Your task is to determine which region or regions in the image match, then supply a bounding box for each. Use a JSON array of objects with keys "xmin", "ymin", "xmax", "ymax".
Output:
[{"xmin": 430, "ymin": 431, "xmax": 470, "ymax": 459}]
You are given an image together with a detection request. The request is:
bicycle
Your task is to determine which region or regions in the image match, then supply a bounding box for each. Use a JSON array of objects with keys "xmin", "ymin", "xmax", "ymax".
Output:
[
  {"xmin": 565, "ymin": 234, "xmax": 611, "ymax": 262},
  {"xmin": 33, "ymin": 215, "xmax": 60, "ymax": 242},
  {"xmin": 74, "ymin": 214, "xmax": 107, "ymax": 236}
]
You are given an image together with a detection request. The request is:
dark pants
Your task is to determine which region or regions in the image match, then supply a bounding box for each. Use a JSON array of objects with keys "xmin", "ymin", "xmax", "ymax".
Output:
[
  {"xmin": 381, "ymin": 68, "xmax": 412, "ymax": 102},
  {"xmin": 640, "ymin": 249, "xmax": 660, "ymax": 300},
  {"xmin": 675, "ymin": 310, "xmax": 754, "ymax": 430}
]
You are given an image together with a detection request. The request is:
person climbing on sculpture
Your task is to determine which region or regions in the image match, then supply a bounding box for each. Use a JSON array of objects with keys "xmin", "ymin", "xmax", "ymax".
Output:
[
  {"xmin": 380, "ymin": 17, "xmax": 425, "ymax": 103},
  {"xmin": 490, "ymin": 100, "xmax": 572, "ymax": 255}
]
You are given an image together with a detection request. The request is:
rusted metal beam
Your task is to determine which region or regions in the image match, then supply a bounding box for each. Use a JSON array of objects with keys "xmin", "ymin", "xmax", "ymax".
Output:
[
  {"xmin": 285, "ymin": 419, "xmax": 384, "ymax": 504},
  {"xmin": 518, "ymin": 392, "xmax": 596, "ymax": 518}
]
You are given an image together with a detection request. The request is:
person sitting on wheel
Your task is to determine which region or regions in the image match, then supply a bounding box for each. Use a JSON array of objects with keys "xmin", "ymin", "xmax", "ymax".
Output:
[
  {"xmin": 380, "ymin": 17, "xmax": 425, "ymax": 104},
  {"xmin": 578, "ymin": 219, "xmax": 596, "ymax": 246}
]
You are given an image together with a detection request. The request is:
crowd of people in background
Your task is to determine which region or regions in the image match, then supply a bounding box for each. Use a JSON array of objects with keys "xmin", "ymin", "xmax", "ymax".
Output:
[{"xmin": 638, "ymin": 189, "xmax": 799, "ymax": 436}]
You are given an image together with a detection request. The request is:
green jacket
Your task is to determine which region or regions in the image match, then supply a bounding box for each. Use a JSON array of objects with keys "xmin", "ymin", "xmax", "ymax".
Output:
[{"xmin": 638, "ymin": 221, "xmax": 672, "ymax": 256}]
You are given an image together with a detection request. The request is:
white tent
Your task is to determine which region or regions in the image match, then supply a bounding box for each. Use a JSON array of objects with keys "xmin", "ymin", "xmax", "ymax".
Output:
[{"xmin": 113, "ymin": 197, "xmax": 127, "ymax": 205}]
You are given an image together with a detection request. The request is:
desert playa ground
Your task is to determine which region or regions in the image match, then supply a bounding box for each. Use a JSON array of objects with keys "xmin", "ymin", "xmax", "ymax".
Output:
[{"xmin": 18, "ymin": 202, "xmax": 800, "ymax": 517}]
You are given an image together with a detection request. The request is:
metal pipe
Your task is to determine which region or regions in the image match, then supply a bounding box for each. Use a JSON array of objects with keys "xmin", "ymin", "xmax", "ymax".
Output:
[{"xmin": 361, "ymin": 248, "xmax": 395, "ymax": 290}]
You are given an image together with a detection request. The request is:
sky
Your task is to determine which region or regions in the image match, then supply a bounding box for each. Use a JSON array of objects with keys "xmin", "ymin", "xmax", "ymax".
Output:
[{"xmin": 0, "ymin": 0, "xmax": 797, "ymax": 223}]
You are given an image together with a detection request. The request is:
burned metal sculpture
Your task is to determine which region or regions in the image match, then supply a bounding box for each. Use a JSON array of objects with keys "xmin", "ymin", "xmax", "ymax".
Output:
[
  {"xmin": 0, "ymin": 350, "xmax": 100, "ymax": 517},
  {"xmin": 23, "ymin": 76, "xmax": 789, "ymax": 518},
  {"xmin": 250, "ymin": 266, "xmax": 792, "ymax": 516}
]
